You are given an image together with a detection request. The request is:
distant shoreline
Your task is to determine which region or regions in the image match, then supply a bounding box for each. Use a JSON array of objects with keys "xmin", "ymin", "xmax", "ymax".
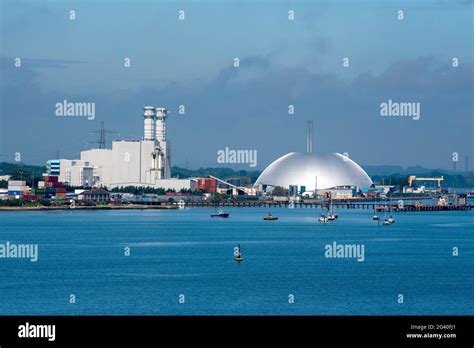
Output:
[{"xmin": 0, "ymin": 205, "xmax": 178, "ymax": 211}]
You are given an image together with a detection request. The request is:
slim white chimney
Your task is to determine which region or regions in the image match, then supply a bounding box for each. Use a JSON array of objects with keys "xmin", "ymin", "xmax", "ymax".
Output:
[
  {"xmin": 306, "ymin": 120, "xmax": 313, "ymax": 154},
  {"xmin": 155, "ymin": 107, "xmax": 168, "ymax": 142},
  {"xmin": 143, "ymin": 106, "xmax": 155, "ymax": 141}
]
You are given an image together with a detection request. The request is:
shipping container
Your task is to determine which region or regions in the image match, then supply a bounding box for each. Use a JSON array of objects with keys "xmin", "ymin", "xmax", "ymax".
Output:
[
  {"xmin": 44, "ymin": 176, "xmax": 58, "ymax": 183},
  {"xmin": 8, "ymin": 185, "xmax": 27, "ymax": 191},
  {"xmin": 8, "ymin": 191, "xmax": 23, "ymax": 195},
  {"xmin": 23, "ymin": 195, "xmax": 39, "ymax": 200},
  {"xmin": 8, "ymin": 180, "xmax": 26, "ymax": 186}
]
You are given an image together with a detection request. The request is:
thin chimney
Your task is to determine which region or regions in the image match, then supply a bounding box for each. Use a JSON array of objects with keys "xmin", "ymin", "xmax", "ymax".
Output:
[{"xmin": 306, "ymin": 120, "xmax": 313, "ymax": 154}]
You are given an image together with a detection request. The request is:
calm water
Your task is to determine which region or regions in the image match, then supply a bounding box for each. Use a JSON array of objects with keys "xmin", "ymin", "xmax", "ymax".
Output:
[{"xmin": 0, "ymin": 207, "xmax": 472, "ymax": 315}]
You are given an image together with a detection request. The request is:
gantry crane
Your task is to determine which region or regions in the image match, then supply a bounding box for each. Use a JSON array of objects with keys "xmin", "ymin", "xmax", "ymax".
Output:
[{"xmin": 407, "ymin": 175, "xmax": 444, "ymax": 188}]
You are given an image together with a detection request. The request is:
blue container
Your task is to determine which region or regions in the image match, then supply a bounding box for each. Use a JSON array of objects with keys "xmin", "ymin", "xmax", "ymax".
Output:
[{"xmin": 8, "ymin": 191, "xmax": 23, "ymax": 195}]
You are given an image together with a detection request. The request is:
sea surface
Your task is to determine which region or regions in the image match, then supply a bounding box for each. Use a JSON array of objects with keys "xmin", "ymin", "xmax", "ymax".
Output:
[{"xmin": 0, "ymin": 207, "xmax": 472, "ymax": 315}]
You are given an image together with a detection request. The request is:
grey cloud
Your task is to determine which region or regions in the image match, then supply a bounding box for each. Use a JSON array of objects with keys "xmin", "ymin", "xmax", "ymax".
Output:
[{"xmin": 1, "ymin": 54, "xmax": 472, "ymax": 170}]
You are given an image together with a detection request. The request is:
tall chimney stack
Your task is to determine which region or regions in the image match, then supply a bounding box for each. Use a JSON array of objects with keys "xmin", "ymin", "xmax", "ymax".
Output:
[
  {"xmin": 155, "ymin": 107, "xmax": 168, "ymax": 142},
  {"xmin": 143, "ymin": 106, "xmax": 155, "ymax": 141},
  {"xmin": 306, "ymin": 120, "xmax": 313, "ymax": 154}
]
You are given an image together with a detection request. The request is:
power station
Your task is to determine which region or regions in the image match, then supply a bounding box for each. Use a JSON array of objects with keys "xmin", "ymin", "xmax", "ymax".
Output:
[{"xmin": 47, "ymin": 106, "xmax": 191, "ymax": 191}]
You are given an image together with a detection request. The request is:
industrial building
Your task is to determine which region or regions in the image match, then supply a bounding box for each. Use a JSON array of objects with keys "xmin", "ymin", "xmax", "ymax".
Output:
[
  {"xmin": 254, "ymin": 121, "xmax": 373, "ymax": 195},
  {"xmin": 47, "ymin": 159, "xmax": 94, "ymax": 187},
  {"xmin": 78, "ymin": 188, "xmax": 110, "ymax": 202},
  {"xmin": 46, "ymin": 160, "xmax": 61, "ymax": 176},
  {"xmin": 47, "ymin": 106, "xmax": 192, "ymax": 191}
]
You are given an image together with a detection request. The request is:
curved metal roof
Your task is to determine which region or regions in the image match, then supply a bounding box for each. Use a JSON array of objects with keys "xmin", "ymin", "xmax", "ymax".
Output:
[{"xmin": 255, "ymin": 152, "xmax": 373, "ymax": 190}]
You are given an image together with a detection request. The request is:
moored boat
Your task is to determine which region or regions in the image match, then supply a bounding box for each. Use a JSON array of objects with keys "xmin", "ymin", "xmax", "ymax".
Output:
[
  {"xmin": 263, "ymin": 212, "xmax": 278, "ymax": 220},
  {"xmin": 211, "ymin": 208, "xmax": 229, "ymax": 218}
]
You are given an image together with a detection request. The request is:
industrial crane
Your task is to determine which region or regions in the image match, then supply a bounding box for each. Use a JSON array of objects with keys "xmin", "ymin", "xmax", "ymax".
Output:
[{"xmin": 407, "ymin": 175, "xmax": 444, "ymax": 188}]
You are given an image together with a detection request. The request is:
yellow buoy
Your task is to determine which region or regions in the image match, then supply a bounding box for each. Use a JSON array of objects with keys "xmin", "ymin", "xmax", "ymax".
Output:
[{"xmin": 235, "ymin": 244, "xmax": 243, "ymax": 262}]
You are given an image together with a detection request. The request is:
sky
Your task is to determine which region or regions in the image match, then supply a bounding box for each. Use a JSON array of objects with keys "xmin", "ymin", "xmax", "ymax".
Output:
[{"xmin": 0, "ymin": 0, "xmax": 472, "ymax": 170}]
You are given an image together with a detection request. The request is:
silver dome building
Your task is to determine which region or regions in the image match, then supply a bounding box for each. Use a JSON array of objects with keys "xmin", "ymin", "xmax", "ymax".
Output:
[{"xmin": 254, "ymin": 152, "xmax": 373, "ymax": 191}]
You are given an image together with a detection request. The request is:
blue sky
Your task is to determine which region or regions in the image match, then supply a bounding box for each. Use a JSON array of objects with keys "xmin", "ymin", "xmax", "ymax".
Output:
[{"xmin": 0, "ymin": 0, "xmax": 472, "ymax": 170}]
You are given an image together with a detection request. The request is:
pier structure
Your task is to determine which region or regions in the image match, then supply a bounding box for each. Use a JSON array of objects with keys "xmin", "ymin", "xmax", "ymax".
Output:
[{"xmin": 180, "ymin": 200, "xmax": 473, "ymax": 211}]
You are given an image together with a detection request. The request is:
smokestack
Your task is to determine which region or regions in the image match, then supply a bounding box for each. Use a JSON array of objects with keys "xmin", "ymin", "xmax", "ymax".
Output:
[
  {"xmin": 155, "ymin": 107, "xmax": 168, "ymax": 142},
  {"xmin": 143, "ymin": 106, "xmax": 155, "ymax": 141},
  {"xmin": 306, "ymin": 120, "xmax": 313, "ymax": 154}
]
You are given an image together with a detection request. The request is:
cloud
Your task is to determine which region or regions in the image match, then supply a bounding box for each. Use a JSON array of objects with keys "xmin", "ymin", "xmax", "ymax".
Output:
[
  {"xmin": 214, "ymin": 55, "xmax": 272, "ymax": 86},
  {"xmin": 1, "ymin": 53, "xmax": 472, "ymax": 169}
]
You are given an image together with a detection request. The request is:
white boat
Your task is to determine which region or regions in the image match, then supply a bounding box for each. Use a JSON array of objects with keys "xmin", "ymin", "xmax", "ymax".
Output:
[
  {"xmin": 382, "ymin": 193, "xmax": 396, "ymax": 226},
  {"xmin": 319, "ymin": 214, "xmax": 328, "ymax": 223},
  {"xmin": 382, "ymin": 216, "xmax": 395, "ymax": 225},
  {"xmin": 327, "ymin": 196, "xmax": 338, "ymax": 221},
  {"xmin": 372, "ymin": 196, "xmax": 379, "ymax": 220}
]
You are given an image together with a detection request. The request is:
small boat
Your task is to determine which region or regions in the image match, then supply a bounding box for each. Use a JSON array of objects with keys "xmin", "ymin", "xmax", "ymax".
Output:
[
  {"xmin": 372, "ymin": 198, "xmax": 379, "ymax": 220},
  {"xmin": 234, "ymin": 244, "xmax": 243, "ymax": 263},
  {"xmin": 383, "ymin": 216, "xmax": 395, "ymax": 226},
  {"xmin": 327, "ymin": 196, "xmax": 338, "ymax": 221},
  {"xmin": 382, "ymin": 195, "xmax": 395, "ymax": 226},
  {"xmin": 318, "ymin": 214, "xmax": 328, "ymax": 223},
  {"xmin": 263, "ymin": 212, "xmax": 278, "ymax": 221},
  {"xmin": 211, "ymin": 208, "xmax": 229, "ymax": 218}
]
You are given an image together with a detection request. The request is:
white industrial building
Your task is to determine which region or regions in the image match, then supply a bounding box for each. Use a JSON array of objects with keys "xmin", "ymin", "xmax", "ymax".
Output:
[
  {"xmin": 47, "ymin": 106, "xmax": 191, "ymax": 191},
  {"xmin": 46, "ymin": 159, "xmax": 95, "ymax": 187}
]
